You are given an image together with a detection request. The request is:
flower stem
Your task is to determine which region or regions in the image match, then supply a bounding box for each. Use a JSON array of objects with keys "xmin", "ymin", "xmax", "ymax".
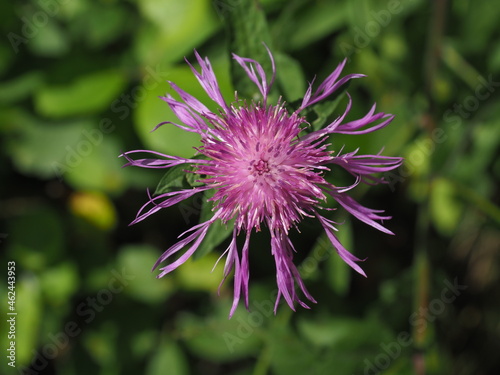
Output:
[
  {"xmin": 252, "ymin": 345, "xmax": 271, "ymax": 375},
  {"xmin": 424, "ymin": 0, "xmax": 448, "ymax": 117},
  {"xmin": 412, "ymin": 200, "xmax": 431, "ymax": 375}
]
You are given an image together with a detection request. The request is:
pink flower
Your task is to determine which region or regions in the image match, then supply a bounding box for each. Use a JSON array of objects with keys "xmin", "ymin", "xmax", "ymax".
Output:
[{"xmin": 122, "ymin": 47, "xmax": 402, "ymax": 317}]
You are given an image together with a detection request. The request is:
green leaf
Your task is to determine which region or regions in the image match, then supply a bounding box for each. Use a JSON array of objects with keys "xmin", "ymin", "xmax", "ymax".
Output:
[
  {"xmin": 117, "ymin": 245, "xmax": 173, "ymax": 304},
  {"xmin": 454, "ymin": 181, "xmax": 500, "ymax": 226},
  {"xmin": 40, "ymin": 262, "xmax": 80, "ymax": 307},
  {"xmin": 154, "ymin": 164, "xmax": 190, "ymax": 195},
  {"xmin": 297, "ymin": 316, "xmax": 392, "ymax": 349},
  {"xmin": 83, "ymin": 327, "xmax": 119, "ymax": 372},
  {"xmin": 154, "ymin": 156, "xmax": 204, "ymax": 196},
  {"xmin": 69, "ymin": 191, "xmax": 118, "ymax": 230},
  {"xmin": 268, "ymin": 326, "xmax": 317, "ymax": 375},
  {"xmin": 64, "ymin": 136, "xmax": 127, "ymax": 194},
  {"xmin": 346, "ymin": 0, "xmax": 372, "ymax": 30},
  {"xmin": 0, "ymin": 42, "xmax": 14, "ymax": 76},
  {"xmin": 131, "ymin": 331, "xmax": 157, "ymax": 359},
  {"xmin": 176, "ymin": 252, "xmax": 226, "ymax": 292},
  {"xmin": 456, "ymin": 1, "xmax": 499, "ymax": 54},
  {"xmin": 286, "ymin": 317, "xmax": 395, "ymax": 375},
  {"xmin": 134, "ymin": 0, "xmax": 219, "ymax": 66},
  {"xmin": 35, "ymin": 69, "xmax": 127, "ymax": 118},
  {"xmin": 404, "ymin": 138, "xmax": 431, "ymax": 202},
  {"xmin": 276, "ymin": 0, "xmax": 347, "ymax": 50},
  {"xmin": 146, "ymin": 339, "xmax": 189, "ymax": 375},
  {"xmin": 28, "ymin": 17, "xmax": 70, "ymax": 57},
  {"xmin": 12, "ymin": 275, "xmax": 43, "ymax": 366},
  {"xmin": 0, "ymin": 71, "xmax": 44, "ymax": 105},
  {"xmin": 451, "ymin": 120, "xmax": 500, "ymax": 185},
  {"xmin": 2, "ymin": 109, "xmax": 93, "ymax": 179},
  {"xmin": 274, "ymin": 52, "xmax": 306, "ymax": 102},
  {"xmin": 430, "ymin": 177, "xmax": 463, "ymax": 236},
  {"xmin": 224, "ymin": 0, "xmax": 274, "ymax": 100},
  {"xmin": 176, "ymin": 306, "xmax": 261, "ymax": 361},
  {"xmin": 82, "ymin": 5, "xmax": 130, "ymax": 49}
]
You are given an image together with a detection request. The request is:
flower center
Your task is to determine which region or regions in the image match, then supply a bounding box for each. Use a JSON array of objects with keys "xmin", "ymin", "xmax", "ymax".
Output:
[{"xmin": 253, "ymin": 159, "xmax": 270, "ymax": 175}]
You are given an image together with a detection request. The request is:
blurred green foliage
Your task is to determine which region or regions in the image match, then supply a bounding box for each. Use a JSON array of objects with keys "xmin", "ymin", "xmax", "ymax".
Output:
[{"xmin": 1, "ymin": 0, "xmax": 499, "ymax": 375}]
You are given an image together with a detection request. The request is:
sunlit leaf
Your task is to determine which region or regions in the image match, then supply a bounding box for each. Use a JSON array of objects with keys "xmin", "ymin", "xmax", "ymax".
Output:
[
  {"xmin": 8, "ymin": 275, "xmax": 42, "ymax": 366},
  {"xmin": 135, "ymin": 0, "xmax": 219, "ymax": 66},
  {"xmin": 297, "ymin": 316, "xmax": 392, "ymax": 348},
  {"xmin": 64, "ymin": 137, "xmax": 127, "ymax": 193},
  {"xmin": 2, "ymin": 109, "xmax": 92, "ymax": 179},
  {"xmin": 117, "ymin": 245, "xmax": 173, "ymax": 304},
  {"xmin": 176, "ymin": 252, "xmax": 225, "ymax": 292},
  {"xmin": 83, "ymin": 326, "xmax": 119, "ymax": 371},
  {"xmin": 35, "ymin": 70, "xmax": 127, "ymax": 118},
  {"xmin": 430, "ymin": 178, "xmax": 463, "ymax": 236},
  {"xmin": 274, "ymin": 52, "xmax": 306, "ymax": 102},
  {"xmin": 69, "ymin": 191, "xmax": 118, "ymax": 230},
  {"xmin": 40, "ymin": 262, "xmax": 79, "ymax": 307},
  {"xmin": 28, "ymin": 18, "xmax": 70, "ymax": 57}
]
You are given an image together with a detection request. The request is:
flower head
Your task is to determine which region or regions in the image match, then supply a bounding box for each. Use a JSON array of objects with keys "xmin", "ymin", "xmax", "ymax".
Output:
[{"xmin": 122, "ymin": 47, "xmax": 402, "ymax": 317}]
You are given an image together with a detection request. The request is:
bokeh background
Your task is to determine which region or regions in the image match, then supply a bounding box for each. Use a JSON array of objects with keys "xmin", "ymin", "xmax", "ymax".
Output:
[{"xmin": 1, "ymin": 0, "xmax": 499, "ymax": 374}]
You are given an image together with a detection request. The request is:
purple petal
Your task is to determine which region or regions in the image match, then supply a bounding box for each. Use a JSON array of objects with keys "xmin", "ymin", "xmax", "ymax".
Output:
[
  {"xmin": 316, "ymin": 213, "xmax": 367, "ymax": 277},
  {"xmin": 271, "ymin": 229, "xmax": 316, "ymax": 313},
  {"xmin": 334, "ymin": 104, "xmax": 394, "ymax": 135},
  {"xmin": 120, "ymin": 149, "xmax": 209, "ymax": 169},
  {"xmin": 186, "ymin": 50, "xmax": 230, "ymax": 113},
  {"xmin": 153, "ymin": 209, "xmax": 222, "ymax": 276},
  {"xmin": 329, "ymin": 149, "xmax": 403, "ymax": 184},
  {"xmin": 232, "ymin": 44, "xmax": 276, "ymax": 103},
  {"xmin": 298, "ymin": 58, "xmax": 364, "ymax": 111},
  {"xmin": 160, "ymin": 95, "xmax": 212, "ymax": 134},
  {"xmin": 301, "ymin": 93, "xmax": 353, "ymax": 142},
  {"xmin": 329, "ymin": 193, "xmax": 394, "ymax": 235},
  {"xmin": 168, "ymin": 81, "xmax": 211, "ymax": 114},
  {"xmin": 215, "ymin": 229, "xmax": 238, "ymax": 293},
  {"xmin": 131, "ymin": 186, "xmax": 210, "ymax": 225}
]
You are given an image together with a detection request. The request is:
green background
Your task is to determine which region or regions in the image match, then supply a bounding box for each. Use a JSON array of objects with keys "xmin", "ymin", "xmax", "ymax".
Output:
[{"xmin": 1, "ymin": 0, "xmax": 499, "ymax": 374}]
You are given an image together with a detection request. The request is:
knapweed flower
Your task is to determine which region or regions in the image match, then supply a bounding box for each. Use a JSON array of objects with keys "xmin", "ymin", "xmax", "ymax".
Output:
[{"xmin": 122, "ymin": 47, "xmax": 402, "ymax": 317}]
